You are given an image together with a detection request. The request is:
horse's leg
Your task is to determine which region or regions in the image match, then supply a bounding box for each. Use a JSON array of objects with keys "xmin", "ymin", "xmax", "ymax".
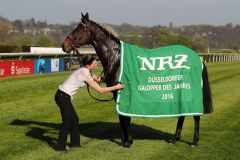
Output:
[
  {"xmin": 192, "ymin": 116, "xmax": 200, "ymax": 147},
  {"xmin": 119, "ymin": 115, "xmax": 133, "ymax": 147},
  {"xmin": 113, "ymin": 91, "xmax": 133, "ymax": 147},
  {"xmin": 169, "ymin": 116, "xmax": 185, "ymax": 144}
]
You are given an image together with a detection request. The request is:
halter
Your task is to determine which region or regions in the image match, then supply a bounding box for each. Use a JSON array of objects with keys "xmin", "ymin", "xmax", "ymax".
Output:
[{"xmin": 66, "ymin": 22, "xmax": 90, "ymax": 49}]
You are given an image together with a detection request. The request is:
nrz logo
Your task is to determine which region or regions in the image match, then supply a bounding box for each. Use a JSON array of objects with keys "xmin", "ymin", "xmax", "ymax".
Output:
[{"xmin": 137, "ymin": 54, "xmax": 191, "ymax": 71}]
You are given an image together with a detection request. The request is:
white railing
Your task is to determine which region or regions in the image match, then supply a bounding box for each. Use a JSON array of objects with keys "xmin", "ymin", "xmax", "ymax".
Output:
[
  {"xmin": 1, "ymin": 49, "xmax": 240, "ymax": 63},
  {"xmin": 0, "ymin": 47, "xmax": 96, "ymax": 60},
  {"xmin": 199, "ymin": 53, "xmax": 240, "ymax": 63}
]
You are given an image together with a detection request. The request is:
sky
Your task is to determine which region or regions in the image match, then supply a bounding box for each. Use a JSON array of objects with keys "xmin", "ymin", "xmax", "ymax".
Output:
[{"xmin": 0, "ymin": 0, "xmax": 240, "ymax": 27}]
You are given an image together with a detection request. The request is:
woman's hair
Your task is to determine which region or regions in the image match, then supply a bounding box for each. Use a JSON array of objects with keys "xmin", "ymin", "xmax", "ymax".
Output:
[{"xmin": 82, "ymin": 55, "xmax": 96, "ymax": 66}]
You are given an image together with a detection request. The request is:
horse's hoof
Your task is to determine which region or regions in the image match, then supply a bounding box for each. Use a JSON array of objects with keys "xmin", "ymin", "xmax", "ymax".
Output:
[
  {"xmin": 168, "ymin": 138, "xmax": 180, "ymax": 145},
  {"xmin": 191, "ymin": 144, "xmax": 197, "ymax": 148},
  {"xmin": 190, "ymin": 143, "xmax": 198, "ymax": 148},
  {"xmin": 124, "ymin": 141, "xmax": 132, "ymax": 148},
  {"xmin": 121, "ymin": 139, "xmax": 132, "ymax": 148},
  {"xmin": 168, "ymin": 141, "xmax": 176, "ymax": 145},
  {"xmin": 191, "ymin": 140, "xmax": 198, "ymax": 148}
]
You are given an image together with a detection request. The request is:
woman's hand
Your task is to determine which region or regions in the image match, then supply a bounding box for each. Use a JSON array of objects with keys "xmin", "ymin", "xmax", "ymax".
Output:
[
  {"xmin": 87, "ymin": 81, "xmax": 124, "ymax": 93},
  {"xmin": 115, "ymin": 83, "xmax": 124, "ymax": 90}
]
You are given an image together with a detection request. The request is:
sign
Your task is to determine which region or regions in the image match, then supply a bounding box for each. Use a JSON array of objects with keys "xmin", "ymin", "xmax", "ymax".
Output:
[
  {"xmin": 0, "ymin": 60, "xmax": 34, "ymax": 78},
  {"xmin": 34, "ymin": 59, "xmax": 46, "ymax": 74},
  {"xmin": 51, "ymin": 59, "xmax": 60, "ymax": 72}
]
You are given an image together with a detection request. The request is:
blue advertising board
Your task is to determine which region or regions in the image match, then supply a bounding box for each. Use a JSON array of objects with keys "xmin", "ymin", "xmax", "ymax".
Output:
[{"xmin": 34, "ymin": 58, "xmax": 64, "ymax": 74}]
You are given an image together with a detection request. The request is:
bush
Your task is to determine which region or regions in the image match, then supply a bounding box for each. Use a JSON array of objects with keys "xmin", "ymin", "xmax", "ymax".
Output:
[{"xmin": 0, "ymin": 45, "xmax": 20, "ymax": 53}]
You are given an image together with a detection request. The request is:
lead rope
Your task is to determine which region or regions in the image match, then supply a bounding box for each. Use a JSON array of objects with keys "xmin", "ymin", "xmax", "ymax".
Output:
[
  {"xmin": 85, "ymin": 40, "xmax": 114, "ymax": 102},
  {"xmin": 86, "ymin": 70, "xmax": 114, "ymax": 102},
  {"xmin": 72, "ymin": 44, "xmax": 113, "ymax": 101}
]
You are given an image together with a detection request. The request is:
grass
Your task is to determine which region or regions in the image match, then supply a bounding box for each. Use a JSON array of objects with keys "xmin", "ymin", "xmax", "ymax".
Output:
[{"xmin": 0, "ymin": 62, "xmax": 240, "ymax": 160}]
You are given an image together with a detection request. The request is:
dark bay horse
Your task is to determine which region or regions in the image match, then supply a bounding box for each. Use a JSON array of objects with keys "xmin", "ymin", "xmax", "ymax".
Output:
[{"xmin": 62, "ymin": 13, "xmax": 213, "ymax": 148}]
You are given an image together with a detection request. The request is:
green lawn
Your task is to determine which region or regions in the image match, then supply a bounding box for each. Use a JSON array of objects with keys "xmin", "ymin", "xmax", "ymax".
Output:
[{"xmin": 0, "ymin": 62, "xmax": 240, "ymax": 160}]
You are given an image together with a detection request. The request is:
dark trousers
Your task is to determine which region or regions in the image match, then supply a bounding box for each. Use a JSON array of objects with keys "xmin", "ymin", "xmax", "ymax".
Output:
[{"xmin": 55, "ymin": 89, "xmax": 80, "ymax": 149}]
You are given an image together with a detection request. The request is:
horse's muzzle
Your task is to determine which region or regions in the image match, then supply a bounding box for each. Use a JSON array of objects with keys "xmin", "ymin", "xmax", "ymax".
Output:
[
  {"xmin": 61, "ymin": 43, "xmax": 72, "ymax": 53},
  {"xmin": 61, "ymin": 43, "xmax": 66, "ymax": 52}
]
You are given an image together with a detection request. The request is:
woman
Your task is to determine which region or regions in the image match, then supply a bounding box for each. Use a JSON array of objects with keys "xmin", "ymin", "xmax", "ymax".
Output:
[{"xmin": 54, "ymin": 55, "xmax": 124, "ymax": 151}]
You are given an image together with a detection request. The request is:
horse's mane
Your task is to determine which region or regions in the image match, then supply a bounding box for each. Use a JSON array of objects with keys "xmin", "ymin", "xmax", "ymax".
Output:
[{"xmin": 88, "ymin": 19, "xmax": 120, "ymax": 44}]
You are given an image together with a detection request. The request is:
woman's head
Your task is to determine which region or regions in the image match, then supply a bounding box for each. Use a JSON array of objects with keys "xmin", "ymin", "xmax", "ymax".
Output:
[{"xmin": 82, "ymin": 55, "xmax": 97, "ymax": 69}]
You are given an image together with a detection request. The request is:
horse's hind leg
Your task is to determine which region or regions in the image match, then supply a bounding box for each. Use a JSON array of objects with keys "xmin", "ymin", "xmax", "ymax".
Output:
[
  {"xmin": 192, "ymin": 116, "xmax": 200, "ymax": 147},
  {"xmin": 169, "ymin": 116, "xmax": 185, "ymax": 144},
  {"xmin": 119, "ymin": 115, "xmax": 133, "ymax": 147}
]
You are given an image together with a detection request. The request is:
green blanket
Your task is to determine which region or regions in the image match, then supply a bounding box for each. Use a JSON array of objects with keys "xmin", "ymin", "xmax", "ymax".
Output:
[{"xmin": 116, "ymin": 41, "xmax": 203, "ymax": 118}]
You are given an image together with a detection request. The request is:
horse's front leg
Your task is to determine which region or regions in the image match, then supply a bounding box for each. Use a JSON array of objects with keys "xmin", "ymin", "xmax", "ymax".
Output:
[
  {"xmin": 119, "ymin": 115, "xmax": 133, "ymax": 147},
  {"xmin": 169, "ymin": 116, "xmax": 185, "ymax": 144},
  {"xmin": 113, "ymin": 91, "xmax": 133, "ymax": 147},
  {"xmin": 192, "ymin": 116, "xmax": 200, "ymax": 147}
]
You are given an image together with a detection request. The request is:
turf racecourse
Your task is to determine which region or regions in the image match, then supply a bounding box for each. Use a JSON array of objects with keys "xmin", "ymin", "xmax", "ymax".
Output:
[{"xmin": 0, "ymin": 62, "xmax": 240, "ymax": 160}]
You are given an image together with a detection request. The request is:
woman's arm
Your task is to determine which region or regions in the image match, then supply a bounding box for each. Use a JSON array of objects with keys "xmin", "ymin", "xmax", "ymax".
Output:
[
  {"xmin": 87, "ymin": 80, "xmax": 123, "ymax": 93},
  {"xmin": 92, "ymin": 74, "xmax": 101, "ymax": 82}
]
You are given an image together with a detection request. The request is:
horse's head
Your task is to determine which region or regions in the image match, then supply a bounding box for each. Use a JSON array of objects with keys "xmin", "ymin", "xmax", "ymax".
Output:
[
  {"xmin": 62, "ymin": 13, "xmax": 94, "ymax": 53},
  {"xmin": 62, "ymin": 13, "xmax": 121, "ymax": 86}
]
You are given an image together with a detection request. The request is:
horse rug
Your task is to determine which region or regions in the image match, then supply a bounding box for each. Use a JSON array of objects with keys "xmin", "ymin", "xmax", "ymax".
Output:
[{"xmin": 116, "ymin": 41, "xmax": 203, "ymax": 118}]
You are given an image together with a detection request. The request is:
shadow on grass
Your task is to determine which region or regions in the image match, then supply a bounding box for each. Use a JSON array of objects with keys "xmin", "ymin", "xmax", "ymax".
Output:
[{"xmin": 10, "ymin": 119, "xmax": 178, "ymax": 148}]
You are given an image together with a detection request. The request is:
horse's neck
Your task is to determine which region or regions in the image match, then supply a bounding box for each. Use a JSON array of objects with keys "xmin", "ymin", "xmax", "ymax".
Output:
[{"xmin": 91, "ymin": 27, "xmax": 120, "ymax": 86}]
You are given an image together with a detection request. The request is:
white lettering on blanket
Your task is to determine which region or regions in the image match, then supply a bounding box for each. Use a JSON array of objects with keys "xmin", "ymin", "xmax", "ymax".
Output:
[{"xmin": 137, "ymin": 54, "xmax": 191, "ymax": 71}]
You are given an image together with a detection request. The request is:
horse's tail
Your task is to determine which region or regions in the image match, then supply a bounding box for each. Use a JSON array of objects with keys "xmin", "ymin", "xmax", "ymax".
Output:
[{"xmin": 202, "ymin": 63, "xmax": 213, "ymax": 114}]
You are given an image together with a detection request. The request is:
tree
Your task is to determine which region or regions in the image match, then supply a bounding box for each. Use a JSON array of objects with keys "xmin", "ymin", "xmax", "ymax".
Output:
[
  {"xmin": 119, "ymin": 34, "xmax": 142, "ymax": 47},
  {"xmin": 177, "ymin": 35, "xmax": 192, "ymax": 48},
  {"xmin": 191, "ymin": 37, "xmax": 208, "ymax": 52},
  {"xmin": 0, "ymin": 20, "xmax": 13, "ymax": 42},
  {"xmin": 19, "ymin": 35, "xmax": 35, "ymax": 46},
  {"xmin": 13, "ymin": 19, "xmax": 24, "ymax": 32},
  {"xmin": 0, "ymin": 19, "xmax": 20, "ymax": 47},
  {"xmin": 225, "ymin": 23, "xmax": 233, "ymax": 28},
  {"xmin": 36, "ymin": 35, "xmax": 55, "ymax": 47},
  {"xmin": 169, "ymin": 22, "xmax": 174, "ymax": 29},
  {"xmin": 127, "ymin": 35, "xmax": 142, "ymax": 46},
  {"xmin": 156, "ymin": 28, "xmax": 178, "ymax": 47},
  {"xmin": 229, "ymin": 43, "xmax": 239, "ymax": 53}
]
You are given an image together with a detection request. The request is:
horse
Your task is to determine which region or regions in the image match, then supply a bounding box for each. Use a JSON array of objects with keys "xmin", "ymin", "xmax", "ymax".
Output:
[{"xmin": 62, "ymin": 13, "xmax": 213, "ymax": 148}]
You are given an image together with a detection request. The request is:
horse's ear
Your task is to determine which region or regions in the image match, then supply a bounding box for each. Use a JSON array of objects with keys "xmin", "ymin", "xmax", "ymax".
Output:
[
  {"xmin": 81, "ymin": 12, "xmax": 84, "ymax": 18},
  {"xmin": 85, "ymin": 12, "xmax": 89, "ymax": 19},
  {"xmin": 81, "ymin": 12, "xmax": 89, "ymax": 20}
]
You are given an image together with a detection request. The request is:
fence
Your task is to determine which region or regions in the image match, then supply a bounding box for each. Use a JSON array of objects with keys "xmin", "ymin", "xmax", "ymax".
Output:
[
  {"xmin": 199, "ymin": 53, "xmax": 240, "ymax": 63},
  {"xmin": 0, "ymin": 47, "xmax": 95, "ymax": 60},
  {"xmin": 1, "ymin": 48, "xmax": 240, "ymax": 78}
]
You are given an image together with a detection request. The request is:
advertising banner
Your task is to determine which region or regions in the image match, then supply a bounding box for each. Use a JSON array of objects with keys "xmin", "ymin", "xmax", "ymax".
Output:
[
  {"xmin": 34, "ymin": 59, "xmax": 52, "ymax": 74},
  {"xmin": 51, "ymin": 58, "xmax": 59, "ymax": 72},
  {"xmin": 0, "ymin": 60, "xmax": 34, "ymax": 78},
  {"xmin": 50, "ymin": 58, "xmax": 64, "ymax": 72},
  {"xmin": 59, "ymin": 58, "xmax": 64, "ymax": 72},
  {"xmin": 34, "ymin": 59, "xmax": 46, "ymax": 74},
  {"xmin": 45, "ymin": 59, "xmax": 52, "ymax": 73}
]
